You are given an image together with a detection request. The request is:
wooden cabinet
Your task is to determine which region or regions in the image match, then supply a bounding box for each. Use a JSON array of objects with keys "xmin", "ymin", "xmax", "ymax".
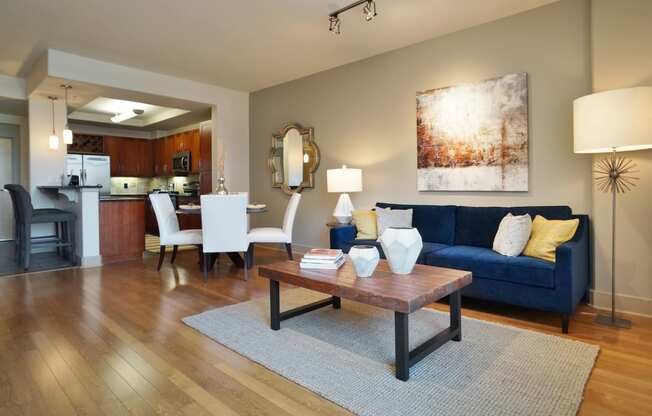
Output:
[
  {"xmin": 199, "ymin": 170, "xmax": 212, "ymax": 195},
  {"xmin": 199, "ymin": 125, "xmax": 212, "ymax": 173},
  {"xmin": 199, "ymin": 124, "xmax": 212, "ymax": 193},
  {"xmin": 100, "ymin": 200, "xmax": 145, "ymax": 263},
  {"xmin": 145, "ymin": 199, "xmax": 159, "ymax": 235},
  {"xmin": 177, "ymin": 196, "xmax": 202, "ymax": 230},
  {"xmin": 103, "ymin": 136, "xmax": 124, "ymax": 176},
  {"xmin": 104, "ymin": 137, "xmax": 153, "ymax": 177},
  {"xmin": 103, "ymin": 128, "xmax": 205, "ymax": 179},
  {"xmin": 190, "ymin": 129, "xmax": 201, "ymax": 173}
]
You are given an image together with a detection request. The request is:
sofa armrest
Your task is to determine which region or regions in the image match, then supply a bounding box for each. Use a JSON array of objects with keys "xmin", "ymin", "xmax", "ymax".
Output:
[
  {"xmin": 554, "ymin": 214, "xmax": 590, "ymax": 314},
  {"xmin": 330, "ymin": 225, "xmax": 357, "ymax": 250}
]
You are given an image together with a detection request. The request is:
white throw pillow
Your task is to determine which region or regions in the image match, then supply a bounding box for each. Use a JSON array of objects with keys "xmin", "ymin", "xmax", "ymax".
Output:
[
  {"xmin": 493, "ymin": 213, "xmax": 532, "ymax": 257},
  {"xmin": 376, "ymin": 208, "xmax": 413, "ymax": 239}
]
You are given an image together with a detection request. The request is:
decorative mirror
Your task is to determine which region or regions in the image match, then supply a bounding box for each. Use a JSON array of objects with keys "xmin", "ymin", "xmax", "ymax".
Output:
[{"xmin": 269, "ymin": 123, "xmax": 320, "ymax": 195}]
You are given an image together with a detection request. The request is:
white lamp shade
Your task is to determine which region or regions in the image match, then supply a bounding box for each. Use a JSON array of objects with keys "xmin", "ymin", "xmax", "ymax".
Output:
[
  {"xmin": 327, "ymin": 166, "xmax": 362, "ymax": 193},
  {"xmin": 63, "ymin": 128, "xmax": 73, "ymax": 144},
  {"xmin": 49, "ymin": 134, "xmax": 60, "ymax": 150},
  {"xmin": 574, "ymin": 87, "xmax": 652, "ymax": 154}
]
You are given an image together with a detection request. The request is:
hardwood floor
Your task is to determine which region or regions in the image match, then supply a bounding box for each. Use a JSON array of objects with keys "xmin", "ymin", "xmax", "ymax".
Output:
[{"xmin": 0, "ymin": 247, "xmax": 650, "ymax": 415}]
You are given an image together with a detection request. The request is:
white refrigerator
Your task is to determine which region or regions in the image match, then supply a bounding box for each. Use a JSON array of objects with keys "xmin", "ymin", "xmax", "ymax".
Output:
[{"xmin": 65, "ymin": 154, "xmax": 111, "ymax": 195}]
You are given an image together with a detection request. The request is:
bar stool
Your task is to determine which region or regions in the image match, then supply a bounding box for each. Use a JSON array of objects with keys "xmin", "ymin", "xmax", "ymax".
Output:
[{"xmin": 4, "ymin": 184, "xmax": 77, "ymax": 271}]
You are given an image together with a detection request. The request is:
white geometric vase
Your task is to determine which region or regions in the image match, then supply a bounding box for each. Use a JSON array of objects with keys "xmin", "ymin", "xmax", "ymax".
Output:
[
  {"xmin": 348, "ymin": 245, "xmax": 380, "ymax": 278},
  {"xmin": 378, "ymin": 227, "xmax": 423, "ymax": 275}
]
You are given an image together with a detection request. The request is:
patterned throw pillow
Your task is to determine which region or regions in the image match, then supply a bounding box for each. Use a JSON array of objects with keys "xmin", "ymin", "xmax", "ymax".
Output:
[
  {"xmin": 492, "ymin": 213, "xmax": 532, "ymax": 257},
  {"xmin": 352, "ymin": 210, "xmax": 378, "ymax": 239},
  {"xmin": 523, "ymin": 215, "xmax": 579, "ymax": 262},
  {"xmin": 375, "ymin": 208, "xmax": 413, "ymax": 239}
]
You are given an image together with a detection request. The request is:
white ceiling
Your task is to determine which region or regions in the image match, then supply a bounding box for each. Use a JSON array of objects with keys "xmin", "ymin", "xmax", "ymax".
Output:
[
  {"xmin": 0, "ymin": 0, "xmax": 557, "ymax": 92},
  {"xmin": 69, "ymin": 97, "xmax": 190, "ymax": 127}
]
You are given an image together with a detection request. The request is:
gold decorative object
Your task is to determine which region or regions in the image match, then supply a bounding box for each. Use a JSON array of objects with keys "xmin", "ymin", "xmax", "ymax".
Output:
[
  {"xmin": 593, "ymin": 152, "xmax": 639, "ymax": 194},
  {"xmin": 269, "ymin": 123, "xmax": 320, "ymax": 195}
]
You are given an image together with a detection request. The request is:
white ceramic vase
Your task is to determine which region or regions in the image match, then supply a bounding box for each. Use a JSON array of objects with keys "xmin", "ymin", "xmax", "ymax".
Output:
[
  {"xmin": 348, "ymin": 245, "xmax": 380, "ymax": 278},
  {"xmin": 378, "ymin": 227, "xmax": 423, "ymax": 275}
]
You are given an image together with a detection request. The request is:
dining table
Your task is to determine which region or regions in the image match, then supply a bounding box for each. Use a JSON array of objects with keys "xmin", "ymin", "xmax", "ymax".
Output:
[{"xmin": 175, "ymin": 203, "xmax": 267, "ymax": 269}]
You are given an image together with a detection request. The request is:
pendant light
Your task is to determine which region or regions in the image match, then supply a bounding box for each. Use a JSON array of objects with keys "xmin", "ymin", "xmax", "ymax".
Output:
[
  {"xmin": 48, "ymin": 96, "xmax": 60, "ymax": 150},
  {"xmin": 61, "ymin": 85, "xmax": 73, "ymax": 144}
]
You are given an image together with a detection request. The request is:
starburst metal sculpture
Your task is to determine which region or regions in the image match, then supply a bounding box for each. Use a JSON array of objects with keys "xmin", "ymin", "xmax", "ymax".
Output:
[
  {"xmin": 593, "ymin": 153, "xmax": 639, "ymax": 194},
  {"xmin": 592, "ymin": 151, "xmax": 639, "ymax": 329}
]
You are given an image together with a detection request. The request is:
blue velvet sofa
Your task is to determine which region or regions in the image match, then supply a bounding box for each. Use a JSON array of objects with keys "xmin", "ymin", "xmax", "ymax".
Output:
[{"xmin": 330, "ymin": 203, "xmax": 590, "ymax": 333}]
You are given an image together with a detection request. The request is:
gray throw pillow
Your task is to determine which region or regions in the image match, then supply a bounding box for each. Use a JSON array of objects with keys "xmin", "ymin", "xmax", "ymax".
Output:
[{"xmin": 376, "ymin": 208, "xmax": 413, "ymax": 239}]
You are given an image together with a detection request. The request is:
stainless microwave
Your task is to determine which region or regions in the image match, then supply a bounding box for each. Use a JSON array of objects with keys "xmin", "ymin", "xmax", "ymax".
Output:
[{"xmin": 172, "ymin": 151, "xmax": 191, "ymax": 176}]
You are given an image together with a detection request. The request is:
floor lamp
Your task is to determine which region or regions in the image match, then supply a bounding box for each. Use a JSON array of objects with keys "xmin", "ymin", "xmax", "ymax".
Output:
[{"xmin": 573, "ymin": 87, "xmax": 652, "ymax": 328}]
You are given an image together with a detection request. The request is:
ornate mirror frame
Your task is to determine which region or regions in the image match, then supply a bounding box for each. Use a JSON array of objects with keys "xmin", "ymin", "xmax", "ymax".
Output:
[{"xmin": 269, "ymin": 123, "xmax": 321, "ymax": 195}]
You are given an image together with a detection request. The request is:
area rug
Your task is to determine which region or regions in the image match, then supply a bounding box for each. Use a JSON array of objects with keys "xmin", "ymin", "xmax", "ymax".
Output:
[
  {"xmin": 145, "ymin": 234, "xmax": 196, "ymax": 253},
  {"xmin": 183, "ymin": 288, "xmax": 599, "ymax": 416}
]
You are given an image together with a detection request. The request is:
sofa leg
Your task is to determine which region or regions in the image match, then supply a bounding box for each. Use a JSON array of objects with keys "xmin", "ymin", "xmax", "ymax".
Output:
[{"xmin": 561, "ymin": 314, "xmax": 570, "ymax": 334}]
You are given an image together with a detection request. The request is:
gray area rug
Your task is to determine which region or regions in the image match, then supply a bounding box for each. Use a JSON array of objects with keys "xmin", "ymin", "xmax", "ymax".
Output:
[{"xmin": 183, "ymin": 288, "xmax": 599, "ymax": 416}]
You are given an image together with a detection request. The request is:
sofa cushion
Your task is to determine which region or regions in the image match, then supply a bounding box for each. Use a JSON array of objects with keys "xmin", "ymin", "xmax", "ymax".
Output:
[
  {"xmin": 342, "ymin": 239, "xmax": 449, "ymax": 263},
  {"xmin": 376, "ymin": 203, "xmax": 456, "ymax": 245},
  {"xmin": 454, "ymin": 206, "xmax": 573, "ymax": 248},
  {"xmin": 425, "ymin": 245, "xmax": 555, "ymax": 289}
]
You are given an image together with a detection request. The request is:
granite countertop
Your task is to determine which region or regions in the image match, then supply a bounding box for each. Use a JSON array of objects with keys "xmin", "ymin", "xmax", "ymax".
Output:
[{"xmin": 38, "ymin": 185, "xmax": 103, "ymax": 190}]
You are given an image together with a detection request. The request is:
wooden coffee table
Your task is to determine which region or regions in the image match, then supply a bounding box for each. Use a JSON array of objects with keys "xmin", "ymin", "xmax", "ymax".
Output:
[{"xmin": 258, "ymin": 259, "xmax": 472, "ymax": 381}]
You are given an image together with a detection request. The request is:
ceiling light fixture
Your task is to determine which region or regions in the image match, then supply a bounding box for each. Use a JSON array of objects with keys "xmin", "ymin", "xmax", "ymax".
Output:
[
  {"xmin": 61, "ymin": 85, "xmax": 73, "ymax": 144},
  {"xmin": 329, "ymin": 0, "xmax": 378, "ymax": 34},
  {"xmin": 48, "ymin": 96, "xmax": 59, "ymax": 150},
  {"xmin": 111, "ymin": 108, "xmax": 145, "ymax": 123}
]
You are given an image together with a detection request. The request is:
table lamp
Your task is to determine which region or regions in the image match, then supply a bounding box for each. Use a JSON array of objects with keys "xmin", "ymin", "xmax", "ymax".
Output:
[
  {"xmin": 573, "ymin": 86, "xmax": 652, "ymax": 328},
  {"xmin": 327, "ymin": 165, "xmax": 362, "ymax": 223}
]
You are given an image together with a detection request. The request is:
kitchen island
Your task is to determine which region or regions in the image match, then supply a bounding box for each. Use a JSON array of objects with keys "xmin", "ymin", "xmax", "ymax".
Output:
[{"xmin": 99, "ymin": 198, "xmax": 145, "ymax": 263}]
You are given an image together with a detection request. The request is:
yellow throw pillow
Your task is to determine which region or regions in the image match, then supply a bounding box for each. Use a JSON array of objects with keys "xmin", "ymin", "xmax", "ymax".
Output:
[
  {"xmin": 523, "ymin": 215, "xmax": 579, "ymax": 262},
  {"xmin": 352, "ymin": 210, "xmax": 378, "ymax": 240}
]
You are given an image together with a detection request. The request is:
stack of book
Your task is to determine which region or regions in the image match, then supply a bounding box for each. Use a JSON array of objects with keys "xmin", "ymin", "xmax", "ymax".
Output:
[{"xmin": 300, "ymin": 249, "xmax": 345, "ymax": 270}]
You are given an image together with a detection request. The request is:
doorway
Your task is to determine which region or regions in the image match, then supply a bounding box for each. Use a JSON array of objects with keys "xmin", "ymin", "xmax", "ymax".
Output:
[{"xmin": 0, "ymin": 123, "xmax": 20, "ymax": 241}]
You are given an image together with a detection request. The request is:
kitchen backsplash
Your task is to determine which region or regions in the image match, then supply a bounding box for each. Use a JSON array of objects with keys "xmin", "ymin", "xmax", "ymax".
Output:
[{"xmin": 110, "ymin": 175, "xmax": 199, "ymax": 195}]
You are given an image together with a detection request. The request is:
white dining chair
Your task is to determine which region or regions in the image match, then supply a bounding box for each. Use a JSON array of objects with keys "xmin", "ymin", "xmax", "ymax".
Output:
[
  {"xmin": 247, "ymin": 192, "xmax": 301, "ymax": 267},
  {"xmin": 200, "ymin": 193, "xmax": 251, "ymax": 281},
  {"xmin": 149, "ymin": 193, "xmax": 202, "ymax": 270}
]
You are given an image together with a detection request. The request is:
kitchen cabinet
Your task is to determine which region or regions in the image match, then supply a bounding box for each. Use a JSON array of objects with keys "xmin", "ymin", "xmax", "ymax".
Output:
[
  {"xmin": 177, "ymin": 195, "xmax": 202, "ymax": 230},
  {"xmin": 189, "ymin": 129, "xmax": 201, "ymax": 173},
  {"xmin": 199, "ymin": 124, "xmax": 212, "ymax": 193},
  {"xmin": 152, "ymin": 139, "xmax": 163, "ymax": 176},
  {"xmin": 103, "ymin": 137, "xmax": 153, "ymax": 177},
  {"xmin": 100, "ymin": 199, "xmax": 145, "ymax": 263},
  {"xmin": 199, "ymin": 124, "xmax": 211, "ymax": 172},
  {"xmin": 199, "ymin": 170, "xmax": 212, "ymax": 195},
  {"xmin": 103, "ymin": 136, "xmax": 124, "ymax": 176}
]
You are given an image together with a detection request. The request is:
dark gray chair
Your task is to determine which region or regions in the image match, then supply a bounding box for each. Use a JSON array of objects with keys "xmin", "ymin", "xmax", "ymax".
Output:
[{"xmin": 4, "ymin": 184, "xmax": 77, "ymax": 271}]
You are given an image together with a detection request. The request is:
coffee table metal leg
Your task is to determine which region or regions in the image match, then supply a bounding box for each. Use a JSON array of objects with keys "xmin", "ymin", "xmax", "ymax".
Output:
[
  {"xmin": 450, "ymin": 290, "xmax": 462, "ymax": 341},
  {"xmin": 395, "ymin": 311, "xmax": 410, "ymax": 381},
  {"xmin": 270, "ymin": 280, "xmax": 280, "ymax": 330},
  {"xmin": 333, "ymin": 296, "xmax": 341, "ymax": 309}
]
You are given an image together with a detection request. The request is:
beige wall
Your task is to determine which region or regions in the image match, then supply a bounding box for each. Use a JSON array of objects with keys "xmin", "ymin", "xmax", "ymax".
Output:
[
  {"xmin": 590, "ymin": 0, "xmax": 652, "ymax": 315},
  {"xmin": 250, "ymin": 0, "xmax": 593, "ymax": 251}
]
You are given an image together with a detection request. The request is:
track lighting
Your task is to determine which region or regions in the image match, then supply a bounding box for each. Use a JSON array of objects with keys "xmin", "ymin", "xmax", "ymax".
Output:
[
  {"xmin": 362, "ymin": 1, "xmax": 377, "ymax": 21},
  {"xmin": 329, "ymin": 15, "xmax": 341, "ymax": 34},
  {"xmin": 329, "ymin": 0, "xmax": 378, "ymax": 35}
]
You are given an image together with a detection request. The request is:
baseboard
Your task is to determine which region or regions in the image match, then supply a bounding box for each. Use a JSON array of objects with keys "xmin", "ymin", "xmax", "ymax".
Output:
[
  {"xmin": 589, "ymin": 289, "xmax": 652, "ymax": 318},
  {"xmin": 80, "ymin": 255, "xmax": 102, "ymax": 268}
]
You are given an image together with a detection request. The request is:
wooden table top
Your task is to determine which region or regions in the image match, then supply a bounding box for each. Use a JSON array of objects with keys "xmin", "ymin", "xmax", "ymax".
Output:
[{"xmin": 258, "ymin": 260, "xmax": 472, "ymax": 314}]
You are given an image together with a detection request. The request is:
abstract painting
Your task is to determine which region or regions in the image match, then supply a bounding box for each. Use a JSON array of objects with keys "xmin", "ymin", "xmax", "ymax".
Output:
[{"xmin": 417, "ymin": 73, "xmax": 528, "ymax": 191}]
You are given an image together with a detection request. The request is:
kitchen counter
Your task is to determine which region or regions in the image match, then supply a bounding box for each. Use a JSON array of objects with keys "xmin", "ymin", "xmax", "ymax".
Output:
[
  {"xmin": 100, "ymin": 194, "xmax": 147, "ymax": 201},
  {"xmin": 38, "ymin": 185, "xmax": 103, "ymax": 190}
]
